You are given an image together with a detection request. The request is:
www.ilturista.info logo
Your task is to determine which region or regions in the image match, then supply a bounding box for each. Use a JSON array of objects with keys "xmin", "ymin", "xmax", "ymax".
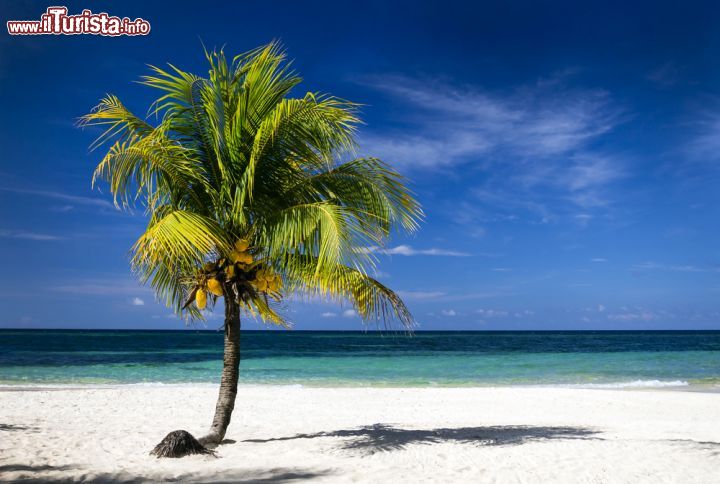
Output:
[{"xmin": 7, "ymin": 6, "xmax": 150, "ymax": 36}]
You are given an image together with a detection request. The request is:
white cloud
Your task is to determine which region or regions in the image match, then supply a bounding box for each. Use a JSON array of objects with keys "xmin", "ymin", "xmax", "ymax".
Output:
[
  {"xmin": 396, "ymin": 290, "xmax": 505, "ymax": 302},
  {"xmin": 632, "ymin": 262, "xmax": 720, "ymax": 273},
  {"xmin": 597, "ymin": 304, "xmax": 606, "ymax": 312},
  {"xmin": 396, "ymin": 291, "xmax": 447, "ymax": 301},
  {"xmin": 524, "ymin": 154, "xmax": 625, "ymax": 211},
  {"xmin": 50, "ymin": 205, "xmax": 75, "ymax": 213},
  {"xmin": 130, "ymin": 297, "xmax": 145, "ymax": 306},
  {"xmin": 364, "ymin": 244, "xmax": 470, "ymax": 257},
  {"xmin": 591, "ymin": 258, "xmax": 608, "ymax": 263},
  {"xmin": 321, "ymin": 312, "xmax": 337, "ymax": 318},
  {"xmin": 476, "ymin": 308, "xmax": 509, "ymax": 318},
  {"xmin": 0, "ymin": 229, "xmax": 64, "ymax": 241},
  {"xmin": 574, "ymin": 213, "xmax": 594, "ymax": 226},
  {"xmin": 690, "ymin": 127, "xmax": 720, "ymax": 160},
  {"xmin": 0, "ymin": 186, "xmax": 115, "ymax": 210},
  {"xmin": 441, "ymin": 309, "xmax": 457, "ymax": 316},
  {"xmin": 360, "ymin": 73, "xmax": 623, "ymax": 167},
  {"xmin": 51, "ymin": 278, "xmax": 150, "ymax": 296},
  {"xmin": 682, "ymin": 111, "xmax": 720, "ymax": 168},
  {"xmin": 558, "ymin": 156, "xmax": 625, "ymax": 193},
  {"xmin": 607, "ymin": 311, "xmax": 656, "ymax": 322},
  {"xmin": 359, "ymin": 73, "xmax": 627, "ymax": 223},
  {"xmin": 342, "ymin": 309, "xmax": 357, "ymax": 318},
  {"xmin": 361, "ymin": 131, "xmax": 490, "ymax": 170}
]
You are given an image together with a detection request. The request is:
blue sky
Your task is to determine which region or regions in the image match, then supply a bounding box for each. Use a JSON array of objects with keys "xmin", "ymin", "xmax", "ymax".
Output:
[{"xmin": 2, "ymin": 0, "xmax": 720, "ymax": 330}]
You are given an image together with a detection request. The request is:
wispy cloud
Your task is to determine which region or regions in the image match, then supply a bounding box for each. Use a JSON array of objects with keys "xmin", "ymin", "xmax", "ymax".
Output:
[
  {"xmin": 396, "ymin": 290, "xmax": 504, "ymax": 302},
  {"xmin": 647, "ymin": 61, "xmax": 682, "ymax": 88},
  {"xmin": 476, "ymin": 308, "xmax": 509, "ymax": 318},
  {"xmin": 360, "ymin": 73, "xmax": 624, "ymax": 167},
  {"xmin": 50, "ymin": 205, "xmax": 75, "ymax": 213},
  {"xmin": 0, "ymin": 229, "xmax": 65, "ymax": 241},
  {"xmin": 360, "ymin": 73, "xmax": 628, "ymax": 224},
  {"xmin": 607, "ymin": 310, "xmax": 657, "ymax": 322},
  {"xmin": 151, "ymin": 314, "xmax": 181, "ymax": 320},
  {"xmin": 0, "ymin": 186, "xmax": 115, "ymax": 210},
  {"xmin": 440, "ymin": 309, "xmax": 457, "ymax": 316},
  {"xmin": 321, "ymin": 311, "xmax": 337, "ymax": 318},
  {"xmin": 632, "ymin": 262, "xmax": 720, "ymax": 273},
  {"xmin": 591, "ymin": 258, "xmax": 608, "ymax": 263},
  {"xmin": 685, "ymin": 113, "xmax": 720, "ymax": 167},
  {"xmin": 342, "ymin": 309, "xmax": 357, "ymax": 318},
  {"xmin": 363, "ymin": 244, "xmax": 470, "ymax": 257},
  {"xmin": 51, "ymin": 278, "xmax": 150, "ymax": 296},
  {"xmin": 396, "ymin": 291, "xmax": 447, "ymax": 301}
]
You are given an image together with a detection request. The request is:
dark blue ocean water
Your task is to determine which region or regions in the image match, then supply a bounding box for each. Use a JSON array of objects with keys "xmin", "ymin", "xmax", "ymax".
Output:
[{"xmin": 1, "ymin": 330, "xmax": 720, "ymax": 388}]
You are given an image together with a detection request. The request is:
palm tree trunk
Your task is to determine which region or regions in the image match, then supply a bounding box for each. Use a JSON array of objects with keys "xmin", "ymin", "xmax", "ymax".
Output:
[{"xmin": 200, "ymin": 294, "xmax": 241, "ymax": 446}]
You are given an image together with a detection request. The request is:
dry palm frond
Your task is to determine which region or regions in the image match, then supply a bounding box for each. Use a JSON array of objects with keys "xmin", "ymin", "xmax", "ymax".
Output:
[{"xmin": 150, "ymin": 430, "xmax": 216, "ymax": 458}]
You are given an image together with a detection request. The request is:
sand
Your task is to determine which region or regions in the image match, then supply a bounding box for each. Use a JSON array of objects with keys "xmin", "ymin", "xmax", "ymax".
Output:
[{"xmin": 1, "ymin": 385, "xmax": 719, "ymax": 483}]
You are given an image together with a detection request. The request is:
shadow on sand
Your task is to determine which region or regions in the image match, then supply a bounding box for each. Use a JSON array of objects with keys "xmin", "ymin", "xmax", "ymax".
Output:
[
  {"xmin": 0, "ymin": 423, "xmax": 38, "ymax": 432},
  {"xmin": 0, "ymin": 464, "xmax": 76, "ymax": 473},
  {"xmin": 245, "ymin": 423, "xmax": 602, "ymax": 454},
  {"xmin": 0, "ymin": 425, "xmax": 602, "ymax": 481},
  {"xmin": 665, "ymin": 438, "xmax": 720, "ymax": 456},
  {"xmin": 0, "ymin": 464, "xmax": 334, "ymax": 483}
]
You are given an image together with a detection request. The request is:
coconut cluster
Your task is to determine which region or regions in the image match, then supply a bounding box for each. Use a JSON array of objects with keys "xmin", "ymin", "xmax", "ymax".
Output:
[{"xmin": 187, "ymin": 238, "xmax": 283, "ymax": 310}]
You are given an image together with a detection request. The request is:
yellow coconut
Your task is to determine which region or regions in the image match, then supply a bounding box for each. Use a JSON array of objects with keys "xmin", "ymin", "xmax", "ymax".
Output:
[
  {"xmin": 196, "ymin": 288, "xmax": 207, "ymax": 309},
  {"xmin": 255, "ymin": 279, "xmax": 268, "ymax": 292},
  {"xmin": 234, "ymin": 239, "xmax": 250, "ymax": 251},
  {"xmin": 230, "ymin": 251, "xmax": 253, "ymax": 265},
  {"xmin": 207, "ymin": 279, "xmax": 223, "ymax": 296},
  {"xmin": 268, "ymin": 278, "xmax": 279, "ymax": 292},
  {"xmin": 225, "ymin": 264, "xmax": 236, "ymax": 279}
]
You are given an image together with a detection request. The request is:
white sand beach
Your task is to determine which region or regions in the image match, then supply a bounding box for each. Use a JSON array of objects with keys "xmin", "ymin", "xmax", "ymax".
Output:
[{"xmin": 1, "ymin": 385, "xmax": 719, "ymax": 483}]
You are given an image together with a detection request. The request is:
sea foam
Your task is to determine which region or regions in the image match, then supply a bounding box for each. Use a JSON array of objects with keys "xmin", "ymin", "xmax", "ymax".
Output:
[{"xmin": 563, "ymin": 379, "xmax": 689, "ymax": 389}]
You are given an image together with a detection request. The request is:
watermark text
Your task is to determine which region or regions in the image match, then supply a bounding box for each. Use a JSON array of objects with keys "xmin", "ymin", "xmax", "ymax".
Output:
[{"xmin": 7, "ymin": 7, "xmax": 151, "ymax": 36}]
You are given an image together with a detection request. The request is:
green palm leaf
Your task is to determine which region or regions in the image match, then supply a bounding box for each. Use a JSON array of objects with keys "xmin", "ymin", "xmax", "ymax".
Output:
[{"xmin": 82, "ymin": 42, "xmax": 423, "ymax": 329}]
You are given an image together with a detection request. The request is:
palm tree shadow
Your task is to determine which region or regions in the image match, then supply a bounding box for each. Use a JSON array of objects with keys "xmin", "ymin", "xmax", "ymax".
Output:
[
  {"xmin": 0, "ymin": 465, "xmax": 333, "ymax": 483},
  {"xmin": 245, "ymin": 424, "xmax": 602, "ymax": 455},
  {"xmin": 0, "ymin": 423, "xmax": 37, "ymax": 432},
  {"xmin": 0, "ymin": 464, "xmax": 76, "ymax": 473}
]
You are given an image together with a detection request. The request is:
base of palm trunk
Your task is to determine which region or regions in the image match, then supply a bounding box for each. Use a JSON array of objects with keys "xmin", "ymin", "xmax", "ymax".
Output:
[{"xmin": 150, "ymin": 430, "xmax": 216, "ymax": 458}]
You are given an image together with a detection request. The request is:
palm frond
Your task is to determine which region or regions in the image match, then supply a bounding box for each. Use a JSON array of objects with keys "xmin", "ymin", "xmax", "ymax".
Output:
[
  {"xmin": 85, "ymin": 43, "xmax": 422, "ymax": 326},
  {"xmin": 283, "ymin": 254, "xmax": 415, "ymax": 330}
]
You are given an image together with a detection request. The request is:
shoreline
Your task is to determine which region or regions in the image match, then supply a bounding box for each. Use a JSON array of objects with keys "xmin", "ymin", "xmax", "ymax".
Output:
[{"xmin": 1, "ymin": 379, "xmax": 718, "ymax": 392}]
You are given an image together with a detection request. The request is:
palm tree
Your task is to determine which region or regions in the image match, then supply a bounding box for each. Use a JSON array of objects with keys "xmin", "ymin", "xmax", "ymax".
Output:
[{"xmin": 80, "ymin": 43, "xmax": 422, "ymax": 452}]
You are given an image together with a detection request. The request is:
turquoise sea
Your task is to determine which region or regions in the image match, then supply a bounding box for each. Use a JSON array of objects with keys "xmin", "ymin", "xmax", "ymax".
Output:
[{"xmin": 2, "ymin": 330, "xmax": 720, "ymax": 389}]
